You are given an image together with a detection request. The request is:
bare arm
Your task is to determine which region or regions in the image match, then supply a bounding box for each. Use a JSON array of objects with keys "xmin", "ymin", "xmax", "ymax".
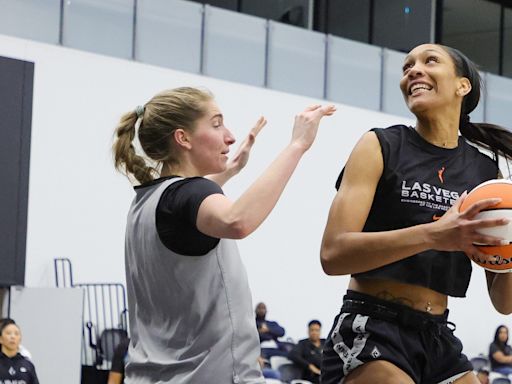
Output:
[
  {"xmin": 197, "ymin": 104, "xmax": 336, "ymax": 239},
  {"xmin": 320, "ymin": 131, "xmax": 509, "ymax": 276},
  {"xmin": 486, "ymin": 271, "xmax": 512, "ymax": 314},
  {"xmin": 107, "ymin": 372, "xmax": 123, "ymax": 384},
  {"xmin": 206, "ymin": 117, "xmax": 266, "ymax": 186},
  {"xmin": 491, "ymin": 347, "xmax": 512, "ymax": 363}
]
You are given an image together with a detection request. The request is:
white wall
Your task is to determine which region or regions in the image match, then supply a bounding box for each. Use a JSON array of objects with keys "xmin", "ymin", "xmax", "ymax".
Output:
[
  {"xmin": 10, "ymin": 287, "xmax": 83, "ymax": 384},
  {"xmin": 0, "ymin": 33, "xmax": 507, "ymax": 360}
]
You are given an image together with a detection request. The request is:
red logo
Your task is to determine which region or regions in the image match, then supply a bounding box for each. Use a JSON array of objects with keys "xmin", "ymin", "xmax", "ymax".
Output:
[{"xmin": 438, "ymin": 167, "xmax": 445, "ymax": 184}]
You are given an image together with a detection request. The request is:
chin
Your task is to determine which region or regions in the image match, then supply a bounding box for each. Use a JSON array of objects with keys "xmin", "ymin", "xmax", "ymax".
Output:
[
  {"xmin": 209, "ymin": 165, "xmax": 226, "ymax": 175},
  {"xmin": 408, "ymin": 101, "xmax": 430, "ymax": 115}
]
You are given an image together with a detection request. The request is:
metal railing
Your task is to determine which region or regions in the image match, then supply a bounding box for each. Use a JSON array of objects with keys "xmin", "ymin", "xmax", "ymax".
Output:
[{"xmin": 54, "ymin": 258, "xmax": 128, "ymax": 369}]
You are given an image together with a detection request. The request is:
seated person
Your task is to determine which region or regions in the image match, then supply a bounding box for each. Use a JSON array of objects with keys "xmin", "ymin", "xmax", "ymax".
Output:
[
  {"xmin": 0, "ymin": 319, "xmax": 39, "ymax": 384},
  {"xmin": 255, "ymin": 302, "xmax": 287, "ymax": 359},
  {"xmin": 108, "ymin": 336, "xmax": 130, "ymax": 384},
  {"xmin": 257, "ymin": 355, "xmax": 282, "ymax": 381},
  {"xmin": 255, "ymin": 302, "xmax": 285, "ymax": 343},
  {"xmin": 489, "ymin": 325, "xmax": 512, "ymax": 376},
  {"xmin": 288, "ymin": 319, "xmax": 325, "ymax": 384}
]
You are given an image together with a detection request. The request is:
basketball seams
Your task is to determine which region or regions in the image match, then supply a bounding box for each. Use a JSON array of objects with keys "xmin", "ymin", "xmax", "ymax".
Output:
[{"xmin": 458, "ymin": 179, "xmax": 512, "ymax": 272}]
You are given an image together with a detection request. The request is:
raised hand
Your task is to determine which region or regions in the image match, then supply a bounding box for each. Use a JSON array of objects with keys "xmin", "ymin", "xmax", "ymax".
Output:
[
  {"xmin": 226, "ymin": 116, "xmax": 266, "ymax": 175},
  {"xmin": 290, "ymin": 104, "xmax": 336, "ymax": 152},
  {"xmin": 205, "ymin": 117, "xmax": 266, "ymax": 186}
]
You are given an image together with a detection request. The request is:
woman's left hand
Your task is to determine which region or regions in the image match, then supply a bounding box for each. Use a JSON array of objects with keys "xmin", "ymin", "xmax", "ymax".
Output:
[
  {"xmin": 226, "ymin": 116, "xmax": 266, "ymax": 175},
  {"xmin": 206, "ymin": 117, "xmax": 266, "ymax": 186}
]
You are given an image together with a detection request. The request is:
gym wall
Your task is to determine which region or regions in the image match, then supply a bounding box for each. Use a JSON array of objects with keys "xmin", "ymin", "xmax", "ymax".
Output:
[{"xmin": 0, "ymin": 32, "xmax": 506, "ymax": 358}]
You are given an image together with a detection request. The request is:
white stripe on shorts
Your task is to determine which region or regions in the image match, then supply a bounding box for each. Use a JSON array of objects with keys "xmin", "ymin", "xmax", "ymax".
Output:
[
  {"xmin": 331, "ymin": 313, "xmax": 370, "ymax": 376},
  {"xmin": 437, "ymin": 370, "xmax": 471, "ymax": 384}
]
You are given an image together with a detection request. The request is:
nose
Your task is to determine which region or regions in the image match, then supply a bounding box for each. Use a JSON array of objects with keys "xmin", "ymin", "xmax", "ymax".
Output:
[
  {"xmin": 408, "ymin": 63, "xmax": 424, "ymax": 78},
  {"xmin": 225, "ymin": 127, "xmax": 235, "ymax": 145}
]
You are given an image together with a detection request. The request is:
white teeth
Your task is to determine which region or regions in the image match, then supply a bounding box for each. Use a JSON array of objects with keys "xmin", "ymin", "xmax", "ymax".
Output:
[{"xmin": 410, "ymin": 83, "xmax": 433, "ymax": 94}]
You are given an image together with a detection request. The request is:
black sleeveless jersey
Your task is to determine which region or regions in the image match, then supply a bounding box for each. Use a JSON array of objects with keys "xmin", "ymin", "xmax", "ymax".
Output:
[{"xmin": 336, "ymin": 125, "xmax": 499, "ymax": 297}]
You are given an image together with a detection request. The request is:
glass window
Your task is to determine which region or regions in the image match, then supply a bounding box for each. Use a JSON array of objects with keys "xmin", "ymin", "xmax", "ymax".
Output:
[
  {"xmin": 503, "ymin": 7, "xmax": 512, "ymax": 78},
  {"xmin": 241, "ymin": 0, "xmax": 310, "ymax": 28},
  {"xmin": 373, "ymin": 0, "xmax": 433, "ymax": 53},
  {"xmin": 203, "ymin": 7, "xmax": 266, "ymax": 86},
  {"xmin": 322, "ymin": 0, "xmax": 370, "ymax": 43},
  {"xmin": 62, "ymin": 0, "xmax": 134, "ymax": 59},
  {"xmin": 135, "ymin": 0, "xmax": 203, "ymax": 74},
  {"xmin": 441, "ymin": 0, "xmax": 501, "ymax": 74},
  {"xmin": 0, "ymin": 0, "xmax": 61, "ymax": 44},
  {"xmin": 266, "ymin": 21, "xmax": 325, "ymax": 99}
]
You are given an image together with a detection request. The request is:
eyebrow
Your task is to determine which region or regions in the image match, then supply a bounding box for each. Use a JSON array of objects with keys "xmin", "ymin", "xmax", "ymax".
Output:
[
  {"xmin": 404, "ymin": 48, "xmax": 443, "ymax": 62},
  {"xmin": 210, "ymin": 113, "xmax": 223, "ymax": 120}
]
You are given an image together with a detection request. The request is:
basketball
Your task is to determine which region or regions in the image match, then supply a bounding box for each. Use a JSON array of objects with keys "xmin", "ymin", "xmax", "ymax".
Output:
[{"xmin": 459, "ymin": 179, "xmax": 512, "ymax": 272}]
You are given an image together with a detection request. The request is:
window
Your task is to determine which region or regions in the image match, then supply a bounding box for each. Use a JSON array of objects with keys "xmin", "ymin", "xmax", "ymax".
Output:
[
  {"xmin": 322, "ymin": 0, "xmax": 371, "ymax": 43},
  {"xmin": 441, "ymin": 0, "xmax": 501, "ymax": 74},
  {"xmin": 503, "ymin": 6, "xmax": 512, "ymax": 77},
  {"xmin": 372, "ymin": 0, "xmax": 433, "ymax": 53}
]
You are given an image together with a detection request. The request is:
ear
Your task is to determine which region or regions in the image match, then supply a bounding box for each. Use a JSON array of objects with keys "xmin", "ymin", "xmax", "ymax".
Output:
[
  {"xmin": 456, "ymin": 77, "xmax": 472, "ymax": 97},
  {"xmin": 173, "ymin": 129, "xmax": 192, "ymax": 150}
]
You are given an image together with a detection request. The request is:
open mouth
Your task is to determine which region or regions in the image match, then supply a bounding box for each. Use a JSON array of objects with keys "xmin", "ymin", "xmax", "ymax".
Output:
[{"xmin": 409, "ymin": 83, "xmax": 433, "ymax": 95}]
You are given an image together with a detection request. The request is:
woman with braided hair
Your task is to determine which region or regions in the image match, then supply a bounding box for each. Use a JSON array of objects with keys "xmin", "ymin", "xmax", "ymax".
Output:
[
  {"xmin": 113, "ymin": 87, "xmax": 335, "ymax": 383},
  {"xmin": 320, "ymin": 44, "xmax": 512, "ymax": 384}
]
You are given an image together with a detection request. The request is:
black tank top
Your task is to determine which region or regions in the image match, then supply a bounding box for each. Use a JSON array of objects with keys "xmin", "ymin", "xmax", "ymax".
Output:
[{"xmin": 337, "ymin": 125, "xmax": 498, "ymax": 297}]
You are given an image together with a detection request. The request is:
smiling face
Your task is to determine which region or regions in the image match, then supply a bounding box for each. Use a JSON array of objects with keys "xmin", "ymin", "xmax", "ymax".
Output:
[
  {"xmin": 399, "ymin": 44, "xmax": 471, "ymax": 116},
  {"xmin": 186, "ymin": 100, "xmax": 235, "ymax": 176}
]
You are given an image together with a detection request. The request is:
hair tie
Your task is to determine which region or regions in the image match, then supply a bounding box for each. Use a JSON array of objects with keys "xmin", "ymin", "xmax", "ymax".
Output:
[
  {"xmin": 135, "ymin": 105, "xmax": 145, "ymax": 118},
  {"xmin": 134, "ymin": 105, "xmax": 145, "ymax": 139},
  {"xmin": 461, "ymin": 114, "xmax": 470, "ymax": 126}
]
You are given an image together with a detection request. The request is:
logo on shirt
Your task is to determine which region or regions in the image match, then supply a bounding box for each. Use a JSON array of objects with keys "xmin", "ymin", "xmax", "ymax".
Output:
[
  {"xmin": 20, "ymin": 367, "xmax": 27, "ymax": 373},
  {"xmin": 8, "ymin": 367, "xmax": 16, "ymax": 376},
  {"xmin": 438, "ymin": 166, "xmax": 446, "ymax": 184},
  {"xmin": 371, "ymin": 346, "xmax": 381, "ymax": 358}
]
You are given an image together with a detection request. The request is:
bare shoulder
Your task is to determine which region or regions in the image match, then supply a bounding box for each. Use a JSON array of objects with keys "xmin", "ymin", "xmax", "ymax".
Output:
[{"xmin": 341, "ymin": 131, "xmax": 383, "ymax": 187}]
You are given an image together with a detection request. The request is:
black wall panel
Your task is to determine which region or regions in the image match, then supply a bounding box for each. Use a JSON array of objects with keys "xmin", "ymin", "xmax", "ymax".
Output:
[{"xmin": 0, "ymin": 56, "xmax": 34, "ymax": 286}]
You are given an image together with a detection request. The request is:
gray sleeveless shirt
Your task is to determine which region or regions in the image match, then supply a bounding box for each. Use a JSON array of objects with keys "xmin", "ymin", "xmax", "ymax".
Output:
[{"xmin": 124, "ymin": 178, "xmax": 264, "ymax": 383}]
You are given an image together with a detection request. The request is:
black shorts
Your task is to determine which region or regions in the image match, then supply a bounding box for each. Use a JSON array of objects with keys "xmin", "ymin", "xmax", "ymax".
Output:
[{"xmin": 321, "ymin": 290, "xmax": 473, "ymax": 384}]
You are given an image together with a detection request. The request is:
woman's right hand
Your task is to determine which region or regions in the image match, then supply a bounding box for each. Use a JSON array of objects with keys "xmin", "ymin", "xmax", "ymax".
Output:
[
  {"xmin": 290, "ymin": 104, "xmax": 336, "ymax": 151},
  {"xmin": 428, "ymin": 192, "xmax": 509, "ymax": 260}
]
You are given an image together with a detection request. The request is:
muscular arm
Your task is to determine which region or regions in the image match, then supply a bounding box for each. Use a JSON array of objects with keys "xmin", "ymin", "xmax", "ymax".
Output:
[
  {"xmin": 320, "ymin": 131, "xmax": 506, "ymax": 276},
  {"xmin": 320, "ymin": 132, "xmax": 436, "ymax": 275}
]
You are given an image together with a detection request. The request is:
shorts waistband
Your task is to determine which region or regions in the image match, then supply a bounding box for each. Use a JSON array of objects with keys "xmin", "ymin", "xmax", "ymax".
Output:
[{"xmin": 342, "ymin": 290, "xmax": 450, "ymax": 331}]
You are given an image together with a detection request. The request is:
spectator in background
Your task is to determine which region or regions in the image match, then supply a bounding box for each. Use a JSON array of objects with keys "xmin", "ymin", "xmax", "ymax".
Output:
[
  {"xmin": 0, "ymin": 319, "xmax": 39, "ymax": 384},
  {"xmin": 256, "ymin": 302, "xmax": 288, "ymax": 359},
  {"xmin": 255, "ymin": 302, "xmax": 285, "ymax": 344},
  {"xmin": 0, "ymin": 318, "xmax": 31, "ymax": 360},
  {"xmin": 489, "ymin": 325, "xmax": 512, "ymax": 376},
  {"xmin": 476, "ymin": 367, "xmax": 489, "ymax": 384},
  {"xmin": 108, "ymin": 336, "xmax": 130, "ymax": 384},
  {"xmin": 288, "ymin": 320, "xmax": 325, "ymax": 384}
]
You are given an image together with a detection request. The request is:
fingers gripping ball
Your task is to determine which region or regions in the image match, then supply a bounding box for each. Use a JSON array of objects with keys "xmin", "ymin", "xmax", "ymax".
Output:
[{"xmin": 460, "ymin": 179, "xmax": 512, "ymax": 272}]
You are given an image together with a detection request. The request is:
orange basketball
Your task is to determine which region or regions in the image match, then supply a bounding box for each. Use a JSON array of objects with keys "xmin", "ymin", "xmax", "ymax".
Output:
[{"xmin": 459, "ymin": 179, "xmax": 512, "ymax": 273}]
